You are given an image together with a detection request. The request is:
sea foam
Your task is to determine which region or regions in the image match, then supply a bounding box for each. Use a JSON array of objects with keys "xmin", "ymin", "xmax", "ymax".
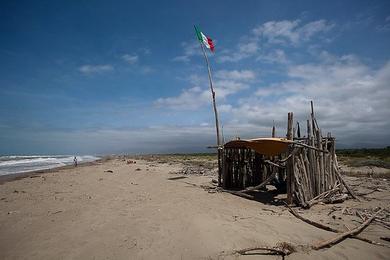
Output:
[{"xmin": 0, "ymin": 155, "xmax": 100, "ymax": 176}]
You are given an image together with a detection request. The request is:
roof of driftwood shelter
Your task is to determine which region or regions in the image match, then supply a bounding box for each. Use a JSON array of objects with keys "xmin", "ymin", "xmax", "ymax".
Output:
[{"xmin": 224, "ymin": 138, "xmax": 293, "ymax": 156}]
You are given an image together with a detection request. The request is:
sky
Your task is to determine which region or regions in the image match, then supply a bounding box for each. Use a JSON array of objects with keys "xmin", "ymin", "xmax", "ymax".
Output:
[{"xmin": 0, "ymin": 0, "xmax": 390, "ymax": 155}]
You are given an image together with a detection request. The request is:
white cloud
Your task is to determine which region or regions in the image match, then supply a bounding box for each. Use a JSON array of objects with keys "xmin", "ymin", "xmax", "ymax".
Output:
[
  {"xmin": 219, "ymin": 19, "xmax": 334, "ymax": 63},
  {"xmin": 253, "ymin": 19, "xmax": 334, "ymax": 45},
  {"xmin": 140, "ymin": 47, "xmax": 151, "ymax": 55},
  {"xmin": 155, "ymin": 69, "xmax": 255, "ymax": 110},
  {"xmin": 257, "ymin": 49, "xmax": 289, "ymax": 64},
  {"xmin": 121, "ymin": 54, "xmax": 139, "ymax": 64},
  {"xmin": 253, "ymin": 20, "xmax": 300, "ymax": 44},
  {"xmin": 79, "ymin": 64, "xmax": 114, "ymax": 74},
  {"xmin": 155, "ymin": 86, "xmax": 210, "ymax": 110},
  {"xmin": 227, "ymin": 56, "xmax": 390, "ymax": 146},
  {"xmin": 376, "ymin": 15, "xmax": 390, "ymax": 32},
  {"xmin": 219, "ymin": 104, "xmax": 233, "ymax": 113},
  {"xmin": 214, "ymin": 70, "xmax": 256, "ymax": 81},
  {"xmin": 172, "ymin": 41, "xmax": 201, "ymax": 62},
  {"xmin": 217, "ymin": 39, "xmax": 258, "ymax": 62},
  {"xmin": 299, "ymin": 20, "xmax": 335, "ymax": 40},
  {"xmin": 6, "ymin": 125, "xmax": 220, "ymax": 154}
]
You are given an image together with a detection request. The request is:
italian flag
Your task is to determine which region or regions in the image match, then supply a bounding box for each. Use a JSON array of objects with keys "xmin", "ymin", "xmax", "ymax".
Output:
[{"xmin": 195, "ymin": 26, "xmax": 215, "ymax": 52}]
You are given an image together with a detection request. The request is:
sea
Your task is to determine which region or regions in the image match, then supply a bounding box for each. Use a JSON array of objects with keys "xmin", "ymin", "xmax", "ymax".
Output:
[{"xmin": 0, "ymin": 155, "xmax": 100, "ymax": 176}]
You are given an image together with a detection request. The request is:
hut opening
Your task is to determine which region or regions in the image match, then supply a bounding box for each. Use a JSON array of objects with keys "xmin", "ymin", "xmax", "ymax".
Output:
[{"xmin": 220, "ymin": 102, "xmax": 355, "ymax": 208}]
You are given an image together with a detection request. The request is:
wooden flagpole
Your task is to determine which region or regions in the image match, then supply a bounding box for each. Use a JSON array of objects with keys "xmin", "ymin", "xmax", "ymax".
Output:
[{"xmin": 196, "ymin": 29, "xmax": 222, "ymax": 186}]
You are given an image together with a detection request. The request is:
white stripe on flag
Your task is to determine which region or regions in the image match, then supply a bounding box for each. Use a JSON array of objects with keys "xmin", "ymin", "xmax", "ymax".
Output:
[{"xmin": 201, "ymin": 32, "xmax": 211, "ymax": 49}]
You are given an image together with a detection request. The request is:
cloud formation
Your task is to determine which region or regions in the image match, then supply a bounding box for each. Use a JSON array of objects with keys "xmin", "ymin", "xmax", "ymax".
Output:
[
  {"xmin": 226, "ymin": 55, "xmax": 390, "ymax": 147},
  {"xmin": 79, "ymin": 64, "xmax": 114, "ymax": 74},
  {"xmin": 172, "ymin": 41, "xmax": 201, "ymax": 62},
  {"xmin": 218, "ymin": 19, "xmax": 334, "ymax": 63},
  {"xmin": 121, "ymin": 54, "xmax": 139, "ymax": 64},
  {"xmin": 155, "ymin": 69, "xmax": 255, "ymax": 110},
  {"xmin": 253, "ymin": 19, "xmax": 334, "ymax": 45}
]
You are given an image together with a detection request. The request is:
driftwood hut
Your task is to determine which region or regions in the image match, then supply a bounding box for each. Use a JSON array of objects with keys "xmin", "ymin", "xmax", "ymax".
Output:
[{"xmin": 220, "ymin": 102, "xmax": 357, "ymax": 207}]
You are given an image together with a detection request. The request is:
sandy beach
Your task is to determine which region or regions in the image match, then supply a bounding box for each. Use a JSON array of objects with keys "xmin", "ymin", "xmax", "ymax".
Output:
[{"xmin": 0, "ymin": 156, "xmax": 389, "ymax": 259}]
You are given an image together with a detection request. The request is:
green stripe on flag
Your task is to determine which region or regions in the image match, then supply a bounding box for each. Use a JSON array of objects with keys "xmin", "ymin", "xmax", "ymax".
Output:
[{"xmin": 194, "ymin": 25, "xmax": 203, "ymax": 42}]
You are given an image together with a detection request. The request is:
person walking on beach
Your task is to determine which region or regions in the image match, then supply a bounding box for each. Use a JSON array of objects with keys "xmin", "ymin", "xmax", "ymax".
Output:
[{"xmin": 73, "ymin": 156, "xmax": 78, "ymax": 167}]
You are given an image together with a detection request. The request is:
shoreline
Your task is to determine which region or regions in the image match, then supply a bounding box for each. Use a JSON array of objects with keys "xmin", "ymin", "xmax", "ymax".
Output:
[{"xmin": 0, "ymin": 156, "xmax": 112, "ymax": 185}]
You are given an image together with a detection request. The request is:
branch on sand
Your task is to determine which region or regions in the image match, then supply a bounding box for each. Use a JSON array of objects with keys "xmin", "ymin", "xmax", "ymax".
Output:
[
  {"xmin": 234, "ymin": 242, "xmax": 296, "ymax": 257},
  {"xmin": 312, "ymin": 208, "xmax": 384, "ymax": 250},
  {"xmin": 286, "ymin": 204, "xmax": 390, "ymax": 249},
  {"xmin": 239, "ymin": 171, "xmax": 277, "ymax": 193},
  {"xmin": 221, "ymin": 189, "xmax": 255, "ymax": 200},
  {"xmin": 334, "ymin": 165, "xmax": 360, "ymax": 201}
]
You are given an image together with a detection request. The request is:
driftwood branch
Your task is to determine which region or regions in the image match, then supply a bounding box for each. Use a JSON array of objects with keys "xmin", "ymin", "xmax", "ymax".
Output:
[
  {"xmin": 293, "ymin": 142, "xmax": 329, "ymax": 153},
  {"xmin": 263, "ymin": 159, "xmax": 285, "ymax": 168},
  {"xmin": 306, "ymin": 184, "xmax": 341, "ymax": 208},
  {"xmin": 286, "ymin": 204, "xmax": 339, "ymax": 232},
  {"xmin": 286, "ymin": 205, "xmax": 390, "ymax": 248},
  {"xmin": 312, "ymin": 208, "xmax": 384, "ymax": 250},
  {"xmin": 277, "ymin": 153, "xmax": 293, "ymax": 163},
  {"xmin": 235, "ymin": 246, "xmax": 291, "ymax": 256},
  {"xmin": 234, "ymin": 242, "xmax": 296, "ymax": 257},
  {"xmin": 240, "ymin": 171, "xmax": 277, "ymax": 193},
  {"xmin": 334, "ymin": 166, "xmax": 360, "ymax": 201},
  {"xmin": 222, "ymin": 189, "xmax": 254, "ymax": 200},
  {"xmin": 357, "ymin": 210, "xmax": 390, "ymax": 230},
  {"xmin": 381, "ymin": 237, "xmax": 390, "ymax": 242}
]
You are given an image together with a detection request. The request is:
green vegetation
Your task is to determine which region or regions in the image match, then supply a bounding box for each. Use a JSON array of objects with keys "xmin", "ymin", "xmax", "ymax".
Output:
[
  {"xmin": 337, "ymin": 147, "xmax": 390, "ymax": 169},
  {"xmin": 336, "ymin": 147, "xmax": 390, "ymax": 158}
]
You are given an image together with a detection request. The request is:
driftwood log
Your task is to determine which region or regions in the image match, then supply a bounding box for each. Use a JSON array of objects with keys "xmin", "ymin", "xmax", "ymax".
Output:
[
  {"xmin": 240, "ymin": 171, "xmax": 277, "ymax": 193},
  {"xmin": 286, "ymin": 205, "xmax": 390, "ymax": 248},
  {"xmin": 334, "ymin": 167, "xmax": 360, "ymax": 201},
  {"xmin": 312, "ymin": 208, "xmax": 384, "ymax": 250}
]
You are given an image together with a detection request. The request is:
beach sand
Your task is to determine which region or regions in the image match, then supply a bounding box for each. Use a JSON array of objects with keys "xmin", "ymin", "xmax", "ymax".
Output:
[{"xmin": 0, "ymin": 157, "xmax": 389, "ymax": 259}]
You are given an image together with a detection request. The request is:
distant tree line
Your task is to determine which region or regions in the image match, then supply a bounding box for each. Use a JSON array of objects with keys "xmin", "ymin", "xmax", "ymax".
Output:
[{"xmin": 336, "ymin": 147, "xmax": 390, "ymax": 158}]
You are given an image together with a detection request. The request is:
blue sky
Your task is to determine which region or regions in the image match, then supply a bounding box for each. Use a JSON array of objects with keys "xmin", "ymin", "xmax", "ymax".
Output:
[{"xmin": 1, "ymin": 0, "xmax": 390, "ymax": 155}]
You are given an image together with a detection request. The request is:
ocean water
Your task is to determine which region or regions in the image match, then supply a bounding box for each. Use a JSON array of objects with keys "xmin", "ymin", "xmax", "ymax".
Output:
[{"xmin": 0, "ymin": 155, "xmax": 100, "ymax": 176}]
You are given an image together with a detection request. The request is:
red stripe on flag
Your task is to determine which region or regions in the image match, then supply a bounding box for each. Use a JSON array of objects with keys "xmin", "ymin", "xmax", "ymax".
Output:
[{"xmin": 207, "ymin": 37, "xmax": 215, "ymax": 52}]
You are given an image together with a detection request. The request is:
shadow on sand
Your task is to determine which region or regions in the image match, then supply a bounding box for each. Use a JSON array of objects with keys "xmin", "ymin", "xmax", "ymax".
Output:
[{"xmin": 229, "ymin": 188, "xmax": 286, "ymax": 206}]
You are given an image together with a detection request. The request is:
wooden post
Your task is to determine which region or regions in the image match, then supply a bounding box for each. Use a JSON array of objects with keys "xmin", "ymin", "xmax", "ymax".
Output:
[
  {"xmin": 286, "ymin": 112, "xmax": 294, "ymax": 204},
  {"xmin": 311, "ymin": 100, "xmax": 316, "ymax": 134},
  {"xmin": 272, "ymin": 120, "xmax": 276, "ymax": 138},
  {"xmin": 222, "ymin": 148, "xmax": 227, "ymax": 188},
  {"xmin": 287, "ymin": 112, "xmax": 293, "ymax": 140},
  {"xmin": 196, "ymin": 28, "xmax": 222, "ymax": 186}
]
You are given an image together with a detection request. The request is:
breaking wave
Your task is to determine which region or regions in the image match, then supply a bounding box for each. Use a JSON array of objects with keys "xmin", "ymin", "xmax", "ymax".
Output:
[{"xmin": 0, "ymin": 155, "xmax": 100, "ymax": 176}]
